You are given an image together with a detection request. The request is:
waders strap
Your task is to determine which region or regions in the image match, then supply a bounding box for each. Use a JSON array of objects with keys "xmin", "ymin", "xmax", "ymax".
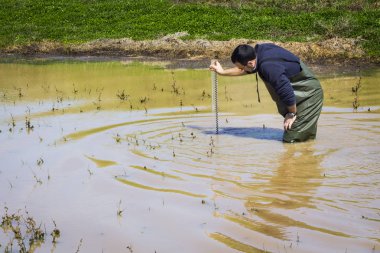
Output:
[{"xmin": 256, "ymin": 72, "xmax": 261, "ymax": 103}]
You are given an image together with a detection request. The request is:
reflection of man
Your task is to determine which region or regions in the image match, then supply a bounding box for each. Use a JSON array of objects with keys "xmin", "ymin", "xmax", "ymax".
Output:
[
  {"xmin": 210, "ymin": 43, "xmax": 324, "ymax": 143},
  {"xmin": 264, "ymin": 144, "xmax": 323, "ymax": 207},
  {"xmin": 245, "ymin": 143, "xmax": 324, "ymax": 233}
]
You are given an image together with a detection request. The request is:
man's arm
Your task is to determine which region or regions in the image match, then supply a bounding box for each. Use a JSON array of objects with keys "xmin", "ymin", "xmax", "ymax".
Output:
[
  {"xmin": 287, "ymin": 104, "xmax": 297, "ymax": 114},
  {"xmin": 209, "ymin": 61, "xmax": 247, "ymax": 76}
]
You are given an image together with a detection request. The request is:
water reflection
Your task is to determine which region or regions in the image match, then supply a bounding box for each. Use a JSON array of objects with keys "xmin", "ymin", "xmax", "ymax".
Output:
[
  {"xmin": 1, "ymin": 61, "xmax": 379, "ymax": 120},
  {"xmin": 257, "ymin": 143, "xmax": 323, "ymax": 209},
  {"xmin": 0, "ymin": 60, "xmax": 379, "ymax": 253},
  {"xmin": 243, "ymin": 143, "xmax": 350, "ymax": 239}
]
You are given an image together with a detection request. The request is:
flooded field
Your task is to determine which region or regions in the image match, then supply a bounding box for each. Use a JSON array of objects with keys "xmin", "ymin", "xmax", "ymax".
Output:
[{"xmin": 0, "ymin": 59, "xmax": 379, "ymax": 253}]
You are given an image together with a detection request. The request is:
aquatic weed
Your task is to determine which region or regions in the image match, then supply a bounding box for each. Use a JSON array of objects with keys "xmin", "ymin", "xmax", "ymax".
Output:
[
  {"xmin": 37, "ymin": 157, "xmax": 44, "ymax": 167},
  {"xmin": 32, "ymin": 171, "xmax": 43, "ymax": 185},
  {"xmin": 75, "ymin": 238, "xmax": 83, "ymax": 253},
  {"xmin": 87, "ymin": 168, "xmax": 94, "ymax": 176},
  {"xmin": 25, "ymin": 116, "xmax": 34, "ymax": 132},
  {"xmin": 224, "ymin": 85, "xmax": 232, "ymax": 101},
  {"xmin": 201, "ymin": 89, "xmax": 211, "ymax": 100},
  {"xmin": 117, "ymin": 200, "xmax": 126, "ymax": 217},
  {"xmin": 171, "ymin": 71, "xmax": 179, "ymax": 95},
  {"xmin": 116, "ymin": 90, "xmax": 129, "ymax": 101},
  {"xmin": 139, "ymin": 96, "xmax": 148, "ymax": 104},
  {"xmin": 115, "ymin": 133, "xmax": 122, "ymax": 143},
  {"xmin": 127, "ymin": 245, "xmax": 133, "ymax": 252},
  {"xmin": 352, "ymin": 76, "xmax": 361, "ymax": 112},
  {"xmin": 10, "ymin": 114, "xmax": 16, "ymax": 128},
  {"xmin": 51, "ymin": 220, "xmax": 60, "ymax": 244},
  {"xmin": 72, "ymin": 84, "xmax": 78, "ymax": 95},
  {"xmin": 15, "ymin": 87, "xmax": 23, "ymax": 99},
  {"xmin": 206, "ymin": 136, "xmax": 215, "ymax": 157},
  {"xmin": 0, "ymin": 207, "xmax": 60, "ymax": 253}
]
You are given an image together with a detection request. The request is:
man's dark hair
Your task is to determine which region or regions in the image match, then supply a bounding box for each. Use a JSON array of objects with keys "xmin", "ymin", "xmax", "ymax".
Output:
[{"xmin": 231, "ymin": 44, "xmax": 256, "ymax": 66}]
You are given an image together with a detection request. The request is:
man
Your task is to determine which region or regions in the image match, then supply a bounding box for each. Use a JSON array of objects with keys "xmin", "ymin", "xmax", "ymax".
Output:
[{"xmin": 209, "ymin": 43, "xmax": 323, "ymax": 143}]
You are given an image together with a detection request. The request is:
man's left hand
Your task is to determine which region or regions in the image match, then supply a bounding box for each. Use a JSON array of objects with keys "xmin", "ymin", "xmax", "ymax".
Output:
[{"xmin": 284, "ymin": 113, "xmax": 297, "ymax": 131}]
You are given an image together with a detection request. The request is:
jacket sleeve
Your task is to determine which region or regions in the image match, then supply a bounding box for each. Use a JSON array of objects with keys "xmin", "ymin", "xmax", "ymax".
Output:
[{"xmin": 260, "ymin": 62, "xmax": 296, "ymax": 106}]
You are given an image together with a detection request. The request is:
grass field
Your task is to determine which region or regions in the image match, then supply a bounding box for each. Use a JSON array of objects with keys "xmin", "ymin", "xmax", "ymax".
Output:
[{"xmin": 0, "ymin": 0, "xmax": 379, "ymax": 58}]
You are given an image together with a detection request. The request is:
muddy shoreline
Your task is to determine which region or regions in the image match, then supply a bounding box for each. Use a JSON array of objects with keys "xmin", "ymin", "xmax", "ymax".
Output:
[{"xmin": 1, "ymin": 35, "xmax": 379, "ymax": 73}]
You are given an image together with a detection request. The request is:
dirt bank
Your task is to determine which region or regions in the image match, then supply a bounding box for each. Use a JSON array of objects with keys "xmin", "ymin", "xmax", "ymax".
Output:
[{"xmin": 1, "ymin": 33, "xmax": 378, "ymax": 65}]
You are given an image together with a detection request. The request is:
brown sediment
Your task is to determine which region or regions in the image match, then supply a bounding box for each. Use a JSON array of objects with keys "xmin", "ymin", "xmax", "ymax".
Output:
[
  {"xmin": 130, "ymin": 165, "xmax": 183, "ymax": 180},
  {"xmin": 115, "ymin": 177, "xmax": 207, "ymax": 198},
  {"xmin": 63, "ymin": 117, "xmax": 170, "ymax": 141},
  {"xmin": 86, "ymin": 155, "xmax": 117, "ymax": 168},
  {"xmin": 1, "ymin": 34, "xmax": 377, "ymax": 66},
  {"xmin": 209, "ymin": 233, "xmax": 267, "ymax": 253},
  {"xmin": 63, "ymin": 115, "xmax": 210, "ymax": 141},
  {"xmin": 246, "ymin": 208, "xmax": 352, "ymax": 238},
  {"xmin": 221, "ymin": 213, "xmax": 287, "ymax": 240}
]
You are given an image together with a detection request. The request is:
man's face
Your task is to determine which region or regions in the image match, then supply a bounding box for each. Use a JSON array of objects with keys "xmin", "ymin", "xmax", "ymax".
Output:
[{"xmin": 235, "ymin": 60, "xmax": 256, "ymax": 73}]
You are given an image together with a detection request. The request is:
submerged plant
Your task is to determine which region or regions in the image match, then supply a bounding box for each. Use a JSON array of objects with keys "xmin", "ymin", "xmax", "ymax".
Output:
[
  {"xmin": 116, "ymin": 90, "xmax": 129, "ymax": 101},
  {"xmin": 72, "ymin": 83, "xmax": 78, "ymax": 94},
  {"xmin": 224, "ymin": 85, "xmax": 232, "ymax": 101},
  {"xmin": 206, "ymin": 136, "xmax": 215, "ymax": 157},
  {"xmin": 25, "ymin": 117, "xmax": 34, "ymax": 132},
  {"xmin": 87, "ymin": 168, "xmax": 94, "ymax": 176},
  {"xmin": 37, "ymin": 157, "xmax": 44, "ymax": 166},
  {"xmin": 190, "ymin": 104, "xmax": 199, "ymax": 112},
  {"xmin": 117, "ymin": 200, "xmax": 126, "ymax": 217},
  {"xmin": 127, "ymin": 245, "xmax": 133, "ymax": 252},
  {"xmin": 115, "ymin": 134, "xmax": 122, "ymax": 143},
  {"xmin": 10, "ymin": 114, "xmax": 16, "ymax": 128},
  {"xmin": 352, "ymin": 77, "xmax": 361, "ymax": 112},
  {"xmin": 0, "ymin": 207, "xmax": 60, "ymax": 253},
  {"xmin": 51, "ymin": 220, "xmax": 60, "ymax": 243},
  {"xmin": 75, "ymin": 238, "xmax": 83, "ymax": 253},
  {"xmin": 16, "ymin": 87, "xmax": 23, "ymax": 98},
  {"xmin": 171, "ymin": 71, "xmax": 179, "ymax": 95},
  {"xmin": 201, "ymin": 89, "xmax": 210, "ymax": 100},
  {"xmin": 32, "ymin": 171, "xmax": 43, "ymax": 185},
  {"xmin": 140, "ymin": 96, "xmax": 148, "ymax": 104}
]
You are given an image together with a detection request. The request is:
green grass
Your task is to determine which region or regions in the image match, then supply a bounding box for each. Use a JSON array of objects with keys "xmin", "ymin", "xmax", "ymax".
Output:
[{"xmin": 0, "ymin": 0, "xmax": 379, "ymax": 58}]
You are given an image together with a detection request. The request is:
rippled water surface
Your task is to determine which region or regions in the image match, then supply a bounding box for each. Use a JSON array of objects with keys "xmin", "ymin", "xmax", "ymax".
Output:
[{"xmin": 0, "ymin": 60, "xmax": 379, "ymax": 253}]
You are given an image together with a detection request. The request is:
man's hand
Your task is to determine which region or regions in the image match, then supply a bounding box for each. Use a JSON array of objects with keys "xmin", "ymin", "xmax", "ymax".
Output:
[
  {"xmin": 284, "ymin": 113, "xmax": 296, "ymax": 131},
  {"xmin": 209, "ymin": 60, "xmax": 224, "ymax": 74}
]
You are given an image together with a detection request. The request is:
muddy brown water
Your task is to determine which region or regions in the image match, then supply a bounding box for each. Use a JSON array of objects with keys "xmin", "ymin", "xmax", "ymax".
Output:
[{"xmin": 0, "ymin": 60, "xmax": 379, "ymax": 252}]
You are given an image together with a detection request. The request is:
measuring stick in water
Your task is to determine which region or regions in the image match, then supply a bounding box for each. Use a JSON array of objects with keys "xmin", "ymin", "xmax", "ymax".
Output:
[{"xmin": 211, "ymin": 60, "xmax": 219, "ymax": 134}]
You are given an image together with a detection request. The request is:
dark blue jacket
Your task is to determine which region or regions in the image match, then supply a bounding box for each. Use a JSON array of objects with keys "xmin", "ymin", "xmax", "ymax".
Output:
[{"xmin": 252, "ymin": 43, "xmax": 302, "ymax": 106}]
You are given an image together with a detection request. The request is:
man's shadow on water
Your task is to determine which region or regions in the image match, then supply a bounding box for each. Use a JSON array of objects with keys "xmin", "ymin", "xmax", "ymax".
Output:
[{"xmin": 191, "ymin": 126, "xmax": 284, "ymax": 141}]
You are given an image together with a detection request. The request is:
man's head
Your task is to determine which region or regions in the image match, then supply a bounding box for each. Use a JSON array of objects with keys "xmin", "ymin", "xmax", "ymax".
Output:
[{"xmin": 231, "ymin": 44, "xmax": 257, "ymax": 73}]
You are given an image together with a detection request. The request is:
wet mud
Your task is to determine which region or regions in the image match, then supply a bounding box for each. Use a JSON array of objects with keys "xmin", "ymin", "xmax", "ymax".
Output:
[{"xmin": 1, "ymin": 34, "xmax": 377, "ymax": 66}]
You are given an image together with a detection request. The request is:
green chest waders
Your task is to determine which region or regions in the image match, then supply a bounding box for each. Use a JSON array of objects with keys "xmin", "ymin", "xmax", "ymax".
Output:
[{"xmin": 262, "ymin": 61, "xmax": 324, "ymax": 142}]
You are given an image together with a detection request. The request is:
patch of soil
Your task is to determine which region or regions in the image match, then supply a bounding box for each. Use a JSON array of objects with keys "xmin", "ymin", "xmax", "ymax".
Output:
[{"xmin": 1, "ymin": 33, "xmax": 379, "ymax": 71}]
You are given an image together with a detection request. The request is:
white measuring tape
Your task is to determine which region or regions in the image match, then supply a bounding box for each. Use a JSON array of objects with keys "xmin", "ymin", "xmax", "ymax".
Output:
[{"xmin": 211, "ymin": 59, "xmax": 219, "ymax": 134}]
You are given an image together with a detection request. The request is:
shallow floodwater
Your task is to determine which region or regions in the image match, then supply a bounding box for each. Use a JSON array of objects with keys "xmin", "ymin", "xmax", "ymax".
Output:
[{"xmin": 0, "ymin": 59, "xmax": 379, "ymax": 253}]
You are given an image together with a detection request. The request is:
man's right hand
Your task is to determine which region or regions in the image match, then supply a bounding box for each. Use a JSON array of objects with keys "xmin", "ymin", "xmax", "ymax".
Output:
[
  {"xmin": 209, "ymin": 60, "xmax": 224, "ymax": 74},
  {"xmin": 209, "ymin": 61, "xmax": 247, "ymax": 76}
]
